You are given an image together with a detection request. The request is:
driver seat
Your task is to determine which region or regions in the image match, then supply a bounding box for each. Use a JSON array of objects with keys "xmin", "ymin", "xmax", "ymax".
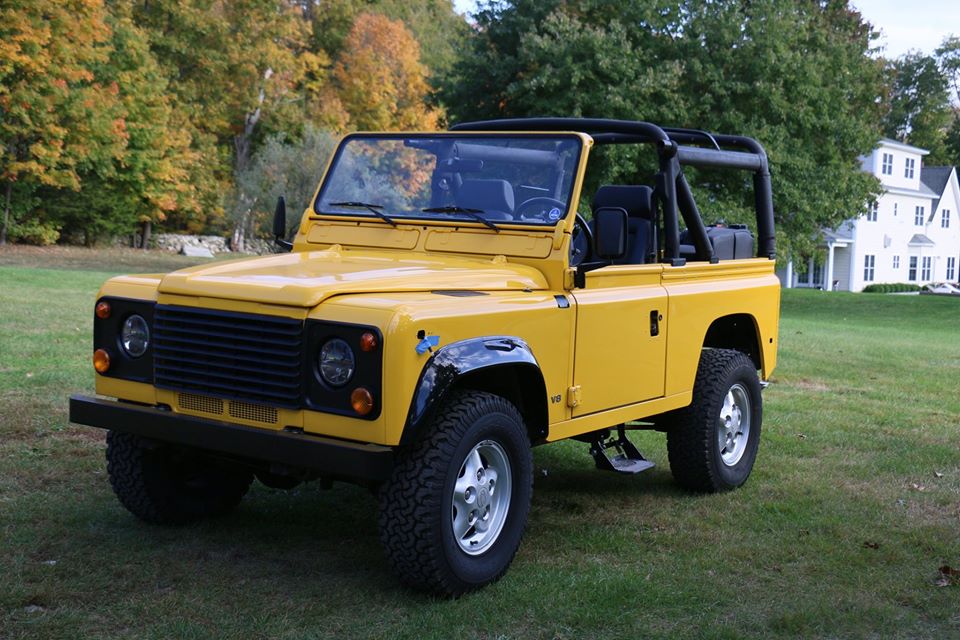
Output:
[
  {"xmin": 455, "ymin": 179, "xmax": 515, "ymax": 219},
  {"xmin": 592, "ymin": 185, "xmax": 654, "ymax": 264}
]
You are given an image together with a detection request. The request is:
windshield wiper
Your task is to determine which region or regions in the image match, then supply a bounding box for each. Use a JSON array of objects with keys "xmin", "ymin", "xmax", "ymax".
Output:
[
  {"xmin": 421, "ymin": 206, "xmax": 500, "ymax": 232},
  {"xmin": 328, "ymin": 201, "xmax": 397, "ymax": 227}
]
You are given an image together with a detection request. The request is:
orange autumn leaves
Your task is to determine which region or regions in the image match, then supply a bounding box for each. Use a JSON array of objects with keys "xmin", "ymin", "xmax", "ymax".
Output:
[{"xmin": 332, "ymin": 13, "xmax": 443, "ymax": 133}]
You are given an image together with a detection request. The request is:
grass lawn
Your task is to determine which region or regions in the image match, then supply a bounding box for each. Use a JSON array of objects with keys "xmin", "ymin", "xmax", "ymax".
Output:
[{"xmin": 1, "ymin": 246, "xmax": 958, "ymax": 639}]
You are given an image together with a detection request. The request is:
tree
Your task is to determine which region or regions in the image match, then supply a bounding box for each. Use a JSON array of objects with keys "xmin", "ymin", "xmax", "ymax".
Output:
[
  {"xmin": 301, "ymin": 0, "xmax": 467, "ymax": 78},
  {"xmin": 232, "ymin": 126, "xmax": 337, "ymax": 242},
  {"xmin": 131, "ymin": 0, "xmax": 318, "ymax": 243},
  {"xmin": 38, "ymin": 13, "xmax": 204, "ymax": 245},
  {"xmin": 936, "ymin": 37, "xmax": 960, "ymax": 168},
  {"xmin": 0, "ymin": 0, "xmax": 123, "ymax": 244},
  {"xmin": 882, "ymin": 52, "xmax": 952, "ymax": 164},
  {"xmin": 443, "ymin": 0, "xmax": 886, "ymax": 259},
  {"xmin": 333, "ymin": 13, "xmax": 443, "ymax": 131}
]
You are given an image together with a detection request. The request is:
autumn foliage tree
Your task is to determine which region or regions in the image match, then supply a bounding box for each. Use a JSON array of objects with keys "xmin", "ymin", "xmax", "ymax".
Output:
[
  {"xmin": 0, "ymin": 0, "xmax": 122, "ymax": 244},
  {"xmin": 334, "ymin": 13, "xmax": 442, "ymax": 132}
]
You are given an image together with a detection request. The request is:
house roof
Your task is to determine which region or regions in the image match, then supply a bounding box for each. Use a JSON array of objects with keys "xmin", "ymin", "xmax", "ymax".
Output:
[
  {"xmin": 920, "ymin": 166, "xmax": 955, "ymax": 215},
  {"xmin": 887, "ymin": 183, "xmax": 938, "ymax": 198},
  {"xmin": 908, "ymin": 233, "xmax": 936, "ymax": 247},
  {"xmin": 878, "ymin": 137, "xmax": 930, "ymax": 155},
  {"xmin": 822, "ymin": 228, "xmax": 852, "ymax": 243}
]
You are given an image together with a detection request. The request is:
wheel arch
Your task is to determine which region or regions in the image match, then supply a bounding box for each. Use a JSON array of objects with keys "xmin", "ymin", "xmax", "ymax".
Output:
[
  {"xmin": 702, "ymin": 313, "xmax": 763, "ymax": 370},
  {"xmin": 402, "ymin": 337, "xmax": 549, "ymax": 446}
]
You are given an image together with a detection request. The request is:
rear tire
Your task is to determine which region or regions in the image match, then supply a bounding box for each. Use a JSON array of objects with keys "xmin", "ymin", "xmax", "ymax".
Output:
[
  {"xmin": 106, "ymin": 431, "xmax": 253, "ymax": 525},
  {"xmin": 666, "ymin": 349, "xmax": 762, "ymax": 492},
  {"xmin": 377, "ymin": 390, "xmax": 533, "ymax": 596}
]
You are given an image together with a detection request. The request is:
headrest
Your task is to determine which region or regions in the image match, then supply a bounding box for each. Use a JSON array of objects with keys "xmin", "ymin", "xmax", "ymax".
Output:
[
  {"xmin": 592, "ymin": 185, "xmax": 654, "ymax": 220},
  {"xmin": 457, "ymin": 179, "xmax": 515, "ymax": 214}
]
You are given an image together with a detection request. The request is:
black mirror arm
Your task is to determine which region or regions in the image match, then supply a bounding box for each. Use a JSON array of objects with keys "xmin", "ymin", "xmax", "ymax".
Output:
[
  {"xmin": 573, "ymin": 260, "xmax": 609, "ymax": 289},
  {"xmin": 273, "ymin": 196, "xmax": 293, "ymax": 252}
]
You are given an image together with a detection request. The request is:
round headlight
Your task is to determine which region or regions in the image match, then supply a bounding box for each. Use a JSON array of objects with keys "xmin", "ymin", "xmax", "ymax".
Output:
[
  {"xmin": 319, "ymin": 338, "xmax": 355, "ymax": 387},
  {"xmin": 120, "ymin": 314, "xmax": 150, "ymax": 358}
]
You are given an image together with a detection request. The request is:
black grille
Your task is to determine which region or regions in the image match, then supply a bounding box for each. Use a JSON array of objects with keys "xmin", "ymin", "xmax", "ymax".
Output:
[{"xmin": 154, "ymin": 305, "xmax": 303, "ymax": 408}]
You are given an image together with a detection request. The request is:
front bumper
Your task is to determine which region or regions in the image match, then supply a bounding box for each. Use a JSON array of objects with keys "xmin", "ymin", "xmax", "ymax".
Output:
[{"xmin": 69, "ymin": 395, "xmax": 394, "ymax": 483}]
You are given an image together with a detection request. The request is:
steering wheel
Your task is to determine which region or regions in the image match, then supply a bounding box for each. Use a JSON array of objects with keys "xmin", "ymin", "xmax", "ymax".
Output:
[
  {"xmin": 515, "ymin": 196, "xmax": 568, "ymax": 222},
  {"xmin": 570, "ymin": 213, "xmax": 593, "ymax": 266}
]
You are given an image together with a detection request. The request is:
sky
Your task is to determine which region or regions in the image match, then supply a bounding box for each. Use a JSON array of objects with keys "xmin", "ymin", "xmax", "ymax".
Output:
[
  {"xmin": 451, "ymin": 0, "xmax": 958, "ymax": 57},
  {"xmin": 854, "ymin": 0, "xmax": 957, "ymax": 57}
]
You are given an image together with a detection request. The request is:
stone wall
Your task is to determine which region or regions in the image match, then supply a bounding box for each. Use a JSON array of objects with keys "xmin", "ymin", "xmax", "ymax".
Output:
[{"xmin": 150, "ymin": 234, "xmax": 277, "ymax": 256}]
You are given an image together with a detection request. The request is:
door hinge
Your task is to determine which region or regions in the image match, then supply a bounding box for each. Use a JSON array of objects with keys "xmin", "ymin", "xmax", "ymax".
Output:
[{"xmin": 566, "ymin": 385, "xmax": 582, "ymax": 408}]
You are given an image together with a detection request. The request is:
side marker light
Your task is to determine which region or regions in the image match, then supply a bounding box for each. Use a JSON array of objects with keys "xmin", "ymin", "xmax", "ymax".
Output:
[
  {"xmin": 93, "ymin": 349, "xmax": 111, "ymax": 373},
  {"xmin": 351, "ymin": 387, "xmax": 374, "ymax": 416}
]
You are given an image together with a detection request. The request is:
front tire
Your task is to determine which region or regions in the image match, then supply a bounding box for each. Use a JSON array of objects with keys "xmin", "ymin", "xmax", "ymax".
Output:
[
  {"xmin": 667, "ymin": 349, "xmax": 762, "ymax": 492},
  {"xmin": 106, "ymin": 431, "xmax": 253, "ymax": 525},
  {"xmin": 378, "ymin": 390, "xmax": 533, "ymax": 596}
]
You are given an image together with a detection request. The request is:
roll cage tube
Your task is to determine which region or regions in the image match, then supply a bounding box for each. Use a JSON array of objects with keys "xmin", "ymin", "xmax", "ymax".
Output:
[{"xmin": 450, "ymin": 118, "xmax": 777, "ymax": 262}]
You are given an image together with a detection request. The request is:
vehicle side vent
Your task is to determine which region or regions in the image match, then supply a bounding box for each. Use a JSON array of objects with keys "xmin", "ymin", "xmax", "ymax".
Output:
[
  {"xmin": 178, "ymin": 392, "xmax": 223, "ymax": 415},
  {"xmin": 229, "ymin": 401, "xmax": 279, "ymax": 424},
  {"xmin": 154, "ymin": 305, "xmax": 303, "ymax": 409}
]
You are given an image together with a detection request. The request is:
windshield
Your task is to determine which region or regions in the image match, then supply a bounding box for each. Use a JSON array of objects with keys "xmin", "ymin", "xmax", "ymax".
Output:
[{"xmin": 313, "ymin": 134, "xmax": 583, "ymax": 227}]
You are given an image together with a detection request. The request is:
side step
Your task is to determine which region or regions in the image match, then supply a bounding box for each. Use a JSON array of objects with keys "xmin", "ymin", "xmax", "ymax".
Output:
[{"xmin": 585, "ymin": 425, "xmax": 655, "ymax": 474}]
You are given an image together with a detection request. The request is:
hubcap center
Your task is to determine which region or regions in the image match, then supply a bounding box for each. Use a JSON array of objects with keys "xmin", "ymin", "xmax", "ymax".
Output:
[{"xmin": 477, "ymin": 486, "xmax": 490, "ymax": 509}]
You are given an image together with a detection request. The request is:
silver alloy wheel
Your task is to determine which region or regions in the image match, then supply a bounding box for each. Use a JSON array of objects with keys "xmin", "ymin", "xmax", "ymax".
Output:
[
  {"xmin": 718, "ymin": 383, "xmax": 751, "ymax": 466},
  {"xmin": 451, "ymin": 440, "xmax": 512, "ymax": 555}
]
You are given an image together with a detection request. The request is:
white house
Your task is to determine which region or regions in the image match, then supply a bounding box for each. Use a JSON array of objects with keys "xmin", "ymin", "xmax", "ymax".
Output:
[{"xmin": 781, "ymin": 139, "xmax": 960, "ymax": 292}]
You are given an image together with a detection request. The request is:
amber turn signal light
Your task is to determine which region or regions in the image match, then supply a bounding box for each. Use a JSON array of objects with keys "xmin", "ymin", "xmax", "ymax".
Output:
[
  {"xmin": 359, "ymin": 331, "xmax": 378, "ymax": 352},
  {"xmin": 93, "ymin": 349, "xmax": 111, "ymax": 373},
  {"xmin": 350, "ymin": 387, "xmax": 374, "ymax": 416},
  {"xmin": 95, "ymin": 301, "xmax": 111, "ymax": 319}
]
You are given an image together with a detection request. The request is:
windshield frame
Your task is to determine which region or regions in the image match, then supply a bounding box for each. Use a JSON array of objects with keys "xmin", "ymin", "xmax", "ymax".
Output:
[{"xmin": 311, "ymin": 132, "xmax": 587, "ymax": 229}]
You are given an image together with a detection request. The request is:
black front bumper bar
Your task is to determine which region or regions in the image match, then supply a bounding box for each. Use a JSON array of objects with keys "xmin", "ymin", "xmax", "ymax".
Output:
[{"xmin": 69, "ymin": 395, "xmax": 394, "ymax": 483}]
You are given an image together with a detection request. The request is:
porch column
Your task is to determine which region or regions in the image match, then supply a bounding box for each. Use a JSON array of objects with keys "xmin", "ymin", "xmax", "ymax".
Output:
[
  {"xmin": 785, "ymin": 259, "xmax": 794, "ymax": 289},
  {"xmin": 807, "ymin": 257, "xmax": 814, "ymax": 286},
  {"xmin": 825, "ymin": 243, "xmax": 836, "ymax": 291}
]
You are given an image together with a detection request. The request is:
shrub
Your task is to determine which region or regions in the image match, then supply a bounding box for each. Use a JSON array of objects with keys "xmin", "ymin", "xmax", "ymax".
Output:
[
  {"xmin": 863, "ymin": 283, "xmax": 922, "ymax": 293},
  {"xmin": 9, "ymin": 219, "xmax": 61, "ymax": 246}
]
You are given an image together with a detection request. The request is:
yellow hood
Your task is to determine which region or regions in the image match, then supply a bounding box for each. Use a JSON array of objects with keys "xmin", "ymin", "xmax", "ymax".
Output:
[{"xmin": 157, "ymin": 248, "xmax": 548, "ymax": 308}]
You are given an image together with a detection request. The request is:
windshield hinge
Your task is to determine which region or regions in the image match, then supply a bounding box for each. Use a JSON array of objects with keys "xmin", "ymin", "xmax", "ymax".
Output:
[{"xmin": 566, "ymin": 385, "xmax": 582, "ymax": 408}]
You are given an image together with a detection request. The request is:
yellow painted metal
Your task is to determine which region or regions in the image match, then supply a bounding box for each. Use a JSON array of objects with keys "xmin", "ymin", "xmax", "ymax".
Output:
[
  {"xmin": 89, "ymin": 129, "xmax": 781, "ymax": 452},
  {"xmin": 156, "ymin": 247, "xmax": 550, "ymax": 308},
  {"xmin": 571, "ymin": 264, "xmax": 667, "ymax": 416},
  {"xmin": 95, "ymin": 378, "xmax": 157, "ymax": 405}
]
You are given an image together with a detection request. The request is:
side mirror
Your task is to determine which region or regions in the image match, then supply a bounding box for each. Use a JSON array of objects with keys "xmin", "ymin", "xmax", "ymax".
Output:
[
  {"xmin": 593, "ymin": 207, "xmax": 628, "ymax": 260},
  {"xmin": 273, "ymin": 196, "xmax": 292, "ymax": 252}
]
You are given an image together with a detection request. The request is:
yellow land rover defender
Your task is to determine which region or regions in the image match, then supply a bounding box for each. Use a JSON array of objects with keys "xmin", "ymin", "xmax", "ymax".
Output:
[{"xmin": 70, "ymin": 118, "xmax": 780, "ymax": 595}]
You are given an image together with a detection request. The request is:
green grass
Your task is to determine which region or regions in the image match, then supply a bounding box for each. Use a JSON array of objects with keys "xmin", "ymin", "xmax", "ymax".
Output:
[{"xmin": 1, "ymin": 246, "xmax": 958, "ymax": 639}]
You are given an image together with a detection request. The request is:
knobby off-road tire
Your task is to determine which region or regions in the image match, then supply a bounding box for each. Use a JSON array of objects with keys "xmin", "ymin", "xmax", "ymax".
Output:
[
  {"xmin": 378, "ymin": 390, "xmax": 533, "ymax": 596},
  {"xmin": 106, "ymin": 431, "xmax": 253, "ymax": 525},
  {"xmin": 667, "ymin": 348, "xmax": 762, "ymax": 492}
]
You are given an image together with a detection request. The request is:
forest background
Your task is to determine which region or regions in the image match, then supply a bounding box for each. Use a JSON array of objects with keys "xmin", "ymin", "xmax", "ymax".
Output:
[{"xmin": 2, "ymin": 0, "xmax": 960, "ymax": 261}]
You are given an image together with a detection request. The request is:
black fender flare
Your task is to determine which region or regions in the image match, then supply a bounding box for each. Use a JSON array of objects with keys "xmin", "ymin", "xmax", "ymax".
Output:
[{"xmin": 401, "ymin": 336, "xmax": 547, "ymax": 445}]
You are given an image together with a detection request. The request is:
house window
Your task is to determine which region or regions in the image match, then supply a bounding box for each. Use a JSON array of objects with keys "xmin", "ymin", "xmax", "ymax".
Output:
[
  {"xmin": 893, "ymin": 202, "xmax": 898, "ymax": 217},
  {"xmin": 904, "ymin": 157, "xmax": 915, "ymax": 178},
  {"xmin": 915, "ymin": 206, "xmax": 925, "ymax": 226},
  {"xmin": 881, "ymin": 153, "xmax": 893, "ymax": 175},
  {"xmin": 947, "ymin": 257, "xmax": 957, "ymax": 281},
  {"xmin": 943, "ymin": 209, "xmax": 951, "ymax": 228},
  {"xmin": 921, "ymin": 256, "xmax": 932, "ymax": 281},
  {"xmin": 893, "ymin": 255, "xmax": 900, "ymax": 269},
  {"xmin": 866, "ymin": 202, "xmax": 878, "ymax": 221},
  {"xmin": 909, "ymin": 256, "xmax": 918, "ymax": 281},
  {"xmin": 863, "ymin": 255, "xmax": 875, "ymax": 282}
]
